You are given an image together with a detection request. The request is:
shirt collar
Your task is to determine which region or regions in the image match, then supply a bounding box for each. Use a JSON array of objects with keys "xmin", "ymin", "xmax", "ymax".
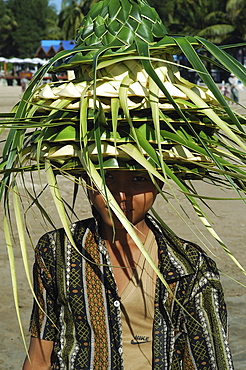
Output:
[{"xmin": 146, "ymin": 214, "xmax": 196, "ymax": 280}]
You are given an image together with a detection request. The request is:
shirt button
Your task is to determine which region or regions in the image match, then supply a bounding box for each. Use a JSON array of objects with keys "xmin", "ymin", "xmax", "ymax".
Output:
[
  {"xmin": 118, "ymin": 347, "xmax": 123, "ymax": 354},
  {"xmin": 114, "ymin": 300, "xmax": 120, "ymax": 307}
]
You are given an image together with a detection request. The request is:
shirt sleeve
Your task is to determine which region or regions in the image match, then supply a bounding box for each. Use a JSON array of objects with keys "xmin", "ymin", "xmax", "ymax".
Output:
[
  {"xmin": 29, "ymin": 231, "xmax": 60, "ymax": 341},
  {"xmin": 176, "ymin": 250, "xmax": 234, "ymax": 369}
]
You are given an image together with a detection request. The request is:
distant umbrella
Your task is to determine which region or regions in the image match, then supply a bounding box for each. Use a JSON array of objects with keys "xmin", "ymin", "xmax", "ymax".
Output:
[
  {"xmin": 32, "ymin": 57, "xmax": 47, "ymax": 65},
  {"xmin": 22, "ymin": 58, "xmax": 34, "ymax": 64},
  {"xmin": 8, "ymin": 57, "xmax": 23, "ymax": 64},
  {"xmin": 0, "ymin": 57, "xmax": 48, "ymax": 65}
]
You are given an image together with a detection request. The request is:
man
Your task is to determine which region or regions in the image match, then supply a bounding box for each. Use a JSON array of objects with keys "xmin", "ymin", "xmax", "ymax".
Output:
[
  {"xmin": 23, "ymin": 170, "xmax": 233, "ymax": 369},
  {"xmin": 228, "ymin": 73, "xmax": 239, "ymax": 103}
]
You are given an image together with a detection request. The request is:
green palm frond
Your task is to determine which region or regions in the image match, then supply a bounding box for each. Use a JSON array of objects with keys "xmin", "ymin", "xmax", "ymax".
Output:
[{"xmin": 198, "ymin": 24, "xmax": 235, "ymax": 38}]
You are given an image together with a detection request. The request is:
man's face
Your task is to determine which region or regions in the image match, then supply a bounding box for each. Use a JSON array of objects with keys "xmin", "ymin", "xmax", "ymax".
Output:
[{"xmin": 87, "ymin": 170, "xmax": 160, "ymax": 230}]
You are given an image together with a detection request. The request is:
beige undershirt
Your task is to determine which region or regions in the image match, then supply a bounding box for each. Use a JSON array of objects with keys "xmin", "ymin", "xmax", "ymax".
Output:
[{"xmin": 120, "ymin": 229, "xmax": 158, "ymax": 369}]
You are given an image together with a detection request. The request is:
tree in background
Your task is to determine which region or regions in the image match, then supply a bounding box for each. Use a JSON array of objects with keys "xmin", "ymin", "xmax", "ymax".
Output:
[
  {"xmin": 148, "ymin": 0, "xmax": 246, "ymax": 75},
  {"xmin": 4, "ymin": 0, "xmax": 60, "ymax": 58},
  {"xmin": 148, "ymin": 0, "xmax": 246, "ymax": 45},
  {"xmin": 0, "ymin": 0, "xmax": 17, "ymax": 57},
  {"xmin": 59, "ymin": 0, "xmax": 98, "ymax": 39},
  {"xmin": 226, "ymin": 0, "xmax": 246, "ymax": 44},
  {"xmin": 0, "ymin": 0, "xmax": 245, "ymax": 58},
  {"xmin": 59, "ymin": 0, "xmax": 85, "ymax": 40},
  {"xmin": 44, "ymin": 4, "xmax": 63, "ymax": 40},
  {"xmin": 147, "ymin": 0, "xmax": 175, "ymax": 31}
]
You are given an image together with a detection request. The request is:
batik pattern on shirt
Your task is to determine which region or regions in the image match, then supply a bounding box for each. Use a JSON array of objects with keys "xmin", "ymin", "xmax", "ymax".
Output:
[{"xmin": 29, "ymin": 215, "xmax": 234, "ymax": 369}]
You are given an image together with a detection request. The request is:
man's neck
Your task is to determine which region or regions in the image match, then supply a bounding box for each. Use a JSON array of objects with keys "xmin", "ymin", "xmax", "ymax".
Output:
[{"xmin": 101, "ymin": 218, "xmax": 149, "ymax": 250}]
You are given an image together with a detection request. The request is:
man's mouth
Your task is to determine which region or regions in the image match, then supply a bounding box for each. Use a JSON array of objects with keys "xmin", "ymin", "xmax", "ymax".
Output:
[
  {"xmin": 105, "ymin": 206, "xmax": 133, "ymax": 214},
  {"xmin": 121, "ymin": 208, "xmax": 133, "ymax": 214}
]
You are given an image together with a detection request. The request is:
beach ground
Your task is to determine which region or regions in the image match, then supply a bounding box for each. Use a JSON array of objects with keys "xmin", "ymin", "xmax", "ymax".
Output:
[{"xmin": 0, "ymin": 85, "xmax": 245, "ymax": 369}]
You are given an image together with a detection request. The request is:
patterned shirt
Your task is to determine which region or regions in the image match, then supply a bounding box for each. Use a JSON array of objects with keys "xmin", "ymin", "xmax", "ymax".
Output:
[{"xmin": 30, "ymin": 215, "xmax": 234, "ymax": 369}]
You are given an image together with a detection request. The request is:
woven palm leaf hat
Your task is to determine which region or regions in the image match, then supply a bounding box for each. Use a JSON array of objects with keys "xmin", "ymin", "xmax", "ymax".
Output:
[
  {"xmin": 1, "ymin": 0, "xmax": 246, "ymax": 280},
  {"xmin": 1, "ymin": 0, "xmax": 246, "ymax": 194}
]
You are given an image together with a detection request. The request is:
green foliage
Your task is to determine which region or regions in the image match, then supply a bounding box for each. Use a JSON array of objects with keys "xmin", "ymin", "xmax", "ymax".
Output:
[
  {"xmin": 146, "ymin": 0, "xmax": 176, "ymax": 30},
  {"xmin": 59, "ymin": 0, "xmax": 85, "ymax": 39},
  {"xmin": 226, "ymin": 0, "xmax": 246, "ymax": 43},
  {"xmin": 1, "ymin": 0, "xmax": 61, "ymax": 57},
  {"xmin": 59, "ymin": 0, "xmax": 98, "ymax": 39},
  {"xmin": 148, "ymin": 0, "xmax": 246, "ymax": 44},
  {"xmin": 0, "ymin": 0, "xmax": 17, "ymax": 56},
  {"xmin": 1, "ymin": 0, "xmax": 245, "ymax": 58},
  {"xmin": 44, "ymin": 4, "xmax": 63, "ymax": 40}
]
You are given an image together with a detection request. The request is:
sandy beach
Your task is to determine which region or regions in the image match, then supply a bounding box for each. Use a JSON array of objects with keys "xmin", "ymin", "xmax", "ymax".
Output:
[{"xmin": 0, "ymin": 85, "xmax": 245, "ymax": 369}]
